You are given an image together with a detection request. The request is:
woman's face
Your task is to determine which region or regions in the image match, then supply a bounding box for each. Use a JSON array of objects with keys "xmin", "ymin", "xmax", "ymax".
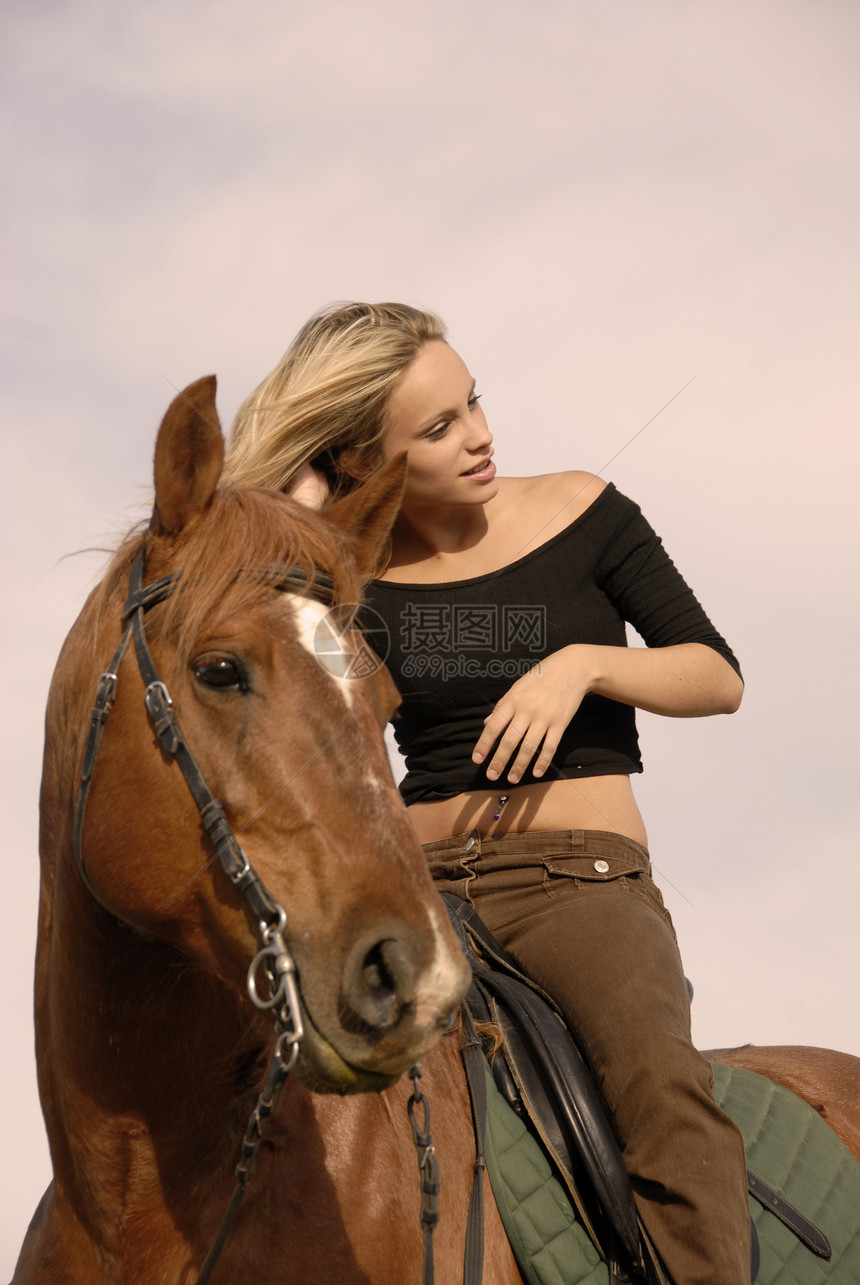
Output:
[{"xmin": 383, "ymin": 341, "xmax": 496, "ymax": 508}]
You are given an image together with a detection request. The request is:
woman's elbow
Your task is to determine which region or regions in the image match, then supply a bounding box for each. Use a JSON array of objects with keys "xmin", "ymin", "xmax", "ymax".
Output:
[
  {"xmin": 717, "ymin": 669, "xmax": 744, "ymax": 714},
  {"xmin": 696, "ymin": 646, "xmax": 744, "ymax": 715}
]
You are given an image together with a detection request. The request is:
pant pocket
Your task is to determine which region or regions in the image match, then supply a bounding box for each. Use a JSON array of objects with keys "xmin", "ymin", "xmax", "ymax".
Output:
[
  {"xmin": 540, "ymin": 847, "xmax": 651, "ymax": 895},
  {"xmin": 540, "ymin": 853, "xmax": 675, "ymax": 935}
]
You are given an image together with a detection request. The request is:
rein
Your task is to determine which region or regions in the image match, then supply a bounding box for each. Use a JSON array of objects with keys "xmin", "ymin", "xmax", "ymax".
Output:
[
  {"xmin": 72, "ymin": 546, "xmax": 439, "ymax": 1284},
  {"xmin": 407, "ymin": 1065, "xmax": 442, "ymax": 1285}
]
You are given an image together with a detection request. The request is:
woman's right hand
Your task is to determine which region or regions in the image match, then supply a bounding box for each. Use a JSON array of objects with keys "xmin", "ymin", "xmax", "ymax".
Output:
[
  {"xmin": 472, "ymin": 646, "xmax": 596, "ymax": 784},
  {"xmin": 287, "ymin": 462, "xmax": 330, "ymax": 509}
]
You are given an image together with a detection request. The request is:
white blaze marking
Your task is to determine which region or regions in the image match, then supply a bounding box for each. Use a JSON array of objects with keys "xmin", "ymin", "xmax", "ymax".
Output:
[
  {"xmin": 290, "ymin": 598, "xmax": 355, "ymax": 708},
  {"xmin": 291, "ymin": 600, "xmax": 461, "ymax": 1026},
  {"xmin": 413, "ymin": 905, "xmax": 468, "ymax": 1028}
]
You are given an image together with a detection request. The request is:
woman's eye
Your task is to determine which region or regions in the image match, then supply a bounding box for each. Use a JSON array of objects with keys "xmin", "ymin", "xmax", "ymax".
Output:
[
  {"xmin": 425, "ymin": 422, "xmax": 448, "ymax": 441},
  {"xmin": 468, "ymin": 392, "xmax": 482, "ymax": 409},
  {"xmin": 193, "ymin": 659, "xmax": 246, "ymax": 691}
]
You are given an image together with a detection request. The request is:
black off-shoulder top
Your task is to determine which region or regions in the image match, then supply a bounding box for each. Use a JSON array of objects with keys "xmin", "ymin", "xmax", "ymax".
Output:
[{"xmin": 362, "ymin": 483, "xmax": 740, "ymax": 805}]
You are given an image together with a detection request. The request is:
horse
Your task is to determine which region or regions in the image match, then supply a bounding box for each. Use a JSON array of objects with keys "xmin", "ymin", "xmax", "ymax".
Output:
[
  {"xmin": 13, "ymin": 376, "xmax": 860, "ymax": 1284},
  {"xmin": 13, "ymin": 376, "xmax": 521, "ymax": 1284}
]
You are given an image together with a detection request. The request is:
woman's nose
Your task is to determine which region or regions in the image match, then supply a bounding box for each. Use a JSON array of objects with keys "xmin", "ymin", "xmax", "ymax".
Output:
[{"xmin": 466, "ymin": 413, "xmax": 492, "ymax": 451}]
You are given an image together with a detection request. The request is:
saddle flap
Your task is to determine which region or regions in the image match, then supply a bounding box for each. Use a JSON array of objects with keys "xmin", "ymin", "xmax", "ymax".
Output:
[
  {"xmin": 478, "ymin": 971, "xmax": 642, "ymax": 1271},
  {"xmin": 442, "ymin": 894, "xmax": 646, "ymax": 1275}
]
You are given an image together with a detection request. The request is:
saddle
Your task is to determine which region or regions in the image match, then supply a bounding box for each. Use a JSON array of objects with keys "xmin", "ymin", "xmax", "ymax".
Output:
[{"xmin": 442, "ymin": 894, "xmax": 832, "ymax": 1285}]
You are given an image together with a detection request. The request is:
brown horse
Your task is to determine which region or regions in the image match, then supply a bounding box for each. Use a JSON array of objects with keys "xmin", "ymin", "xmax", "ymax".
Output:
[
  {"xmin": 14, "ymin": 377, "xmax": 521, "ymax": 1284},
  {"xmin": 13, "ymin": 377, "xmax": 860, "ymax": 1284}
]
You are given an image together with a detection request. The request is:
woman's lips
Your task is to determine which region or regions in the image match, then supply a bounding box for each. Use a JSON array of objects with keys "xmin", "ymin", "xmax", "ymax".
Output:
[{"xmin": 462, "ymin": 456, "xmax": 496, "ymax": 479}]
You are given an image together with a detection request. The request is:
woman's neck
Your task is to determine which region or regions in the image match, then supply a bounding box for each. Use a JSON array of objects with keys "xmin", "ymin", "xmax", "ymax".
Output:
[{"xmin": 389, "ymin": 496, "xmax": 494, "ymax": 565}]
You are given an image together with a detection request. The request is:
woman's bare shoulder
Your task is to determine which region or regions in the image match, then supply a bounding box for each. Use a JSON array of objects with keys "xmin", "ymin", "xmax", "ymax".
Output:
[
  {"xmin": 501, "ymin": 471, "xmax": 606, "ymax": 518},
  {"xmin": 493, "ymin": 472, "xmax": 607, "ymax": 556}
]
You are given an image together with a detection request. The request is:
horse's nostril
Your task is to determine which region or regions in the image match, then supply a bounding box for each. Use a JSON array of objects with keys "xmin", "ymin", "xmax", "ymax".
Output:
[
  {"xmin": 340, "ymin": 931, "xmax": 419, "ymax": 1035},
  {"xmin": 363, "ymin": 940, "xmax": 398, "ymax": 995}
]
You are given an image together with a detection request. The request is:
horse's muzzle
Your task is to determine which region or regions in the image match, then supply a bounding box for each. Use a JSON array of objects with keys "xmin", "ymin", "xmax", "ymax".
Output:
[{"xmin": 294, "ymin": 912, "xmax": 469, "ymax": 1089}]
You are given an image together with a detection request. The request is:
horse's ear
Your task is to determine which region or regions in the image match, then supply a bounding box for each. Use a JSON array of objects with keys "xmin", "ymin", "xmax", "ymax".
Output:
[
  {"xmin": 151, "ymin": 376, "xmax": 224, "ymax": 536},
  {"xmin": 326, "ymin": 454, "xmax": 407, "ymax": 577}
]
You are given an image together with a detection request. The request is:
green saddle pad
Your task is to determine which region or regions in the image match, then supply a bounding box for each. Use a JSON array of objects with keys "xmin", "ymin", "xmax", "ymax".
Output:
[{"xmin": 482, "ymin": 1057, "xmax": 860, "ymax": 1285}]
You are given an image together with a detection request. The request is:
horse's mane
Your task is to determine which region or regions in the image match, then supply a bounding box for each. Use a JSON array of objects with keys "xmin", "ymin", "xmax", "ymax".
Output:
[{"xmin": 92, "ymin": 485, "xmax": 365, "ymax": 662}]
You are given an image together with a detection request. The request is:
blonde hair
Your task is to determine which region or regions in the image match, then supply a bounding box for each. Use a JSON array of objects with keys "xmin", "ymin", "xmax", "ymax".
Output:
[{"xmin": 224, "ymin": 301, "xmax": 446, "ymax": 497}]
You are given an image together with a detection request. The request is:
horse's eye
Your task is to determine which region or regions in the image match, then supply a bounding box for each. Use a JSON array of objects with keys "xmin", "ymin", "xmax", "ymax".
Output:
[{"xmin": 193, "ymin": 659, "xmax": 246, "ymax": 691}]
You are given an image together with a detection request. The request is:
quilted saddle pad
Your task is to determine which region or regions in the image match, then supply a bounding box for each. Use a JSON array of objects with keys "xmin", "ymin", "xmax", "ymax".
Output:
[{"xmin": 483, "ymin": 1057, "xmax": 860, "ymax": 1285}]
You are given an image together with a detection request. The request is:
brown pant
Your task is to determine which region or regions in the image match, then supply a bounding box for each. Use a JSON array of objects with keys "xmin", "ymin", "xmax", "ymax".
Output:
[{"xmin": 423, "ymin": 828, "xmax": 750, "ymax": 1285}]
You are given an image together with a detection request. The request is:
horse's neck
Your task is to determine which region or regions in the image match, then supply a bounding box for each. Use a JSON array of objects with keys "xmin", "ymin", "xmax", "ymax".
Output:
[
  {"xmin": 37, "ymin": 587, "xmax": 123, "ymax": 888},
  {"xmin": 36, "ymin": 879, "xmax": 266, "ymax": 1224}
]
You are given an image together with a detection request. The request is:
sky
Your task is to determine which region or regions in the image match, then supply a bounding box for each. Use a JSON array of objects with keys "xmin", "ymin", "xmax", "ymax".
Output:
[{"xmin": 2, "ymin": 0, "xmax": 859, "ymax": 1271}]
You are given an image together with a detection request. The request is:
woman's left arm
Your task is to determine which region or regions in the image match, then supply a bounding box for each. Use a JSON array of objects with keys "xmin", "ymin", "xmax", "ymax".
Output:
[
  {"xmin": 473, "ymin": 641, "xmax": 743, "ymax": 785},
  {"xmin": 582, "ymin": 640, "xmax": 743, "ymax": 717}
]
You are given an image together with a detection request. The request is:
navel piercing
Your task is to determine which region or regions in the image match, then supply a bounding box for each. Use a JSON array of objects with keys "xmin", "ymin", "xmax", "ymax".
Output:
[{"xmin": 492, "ymin": 794, "xmax": 509, "ymax": 821}]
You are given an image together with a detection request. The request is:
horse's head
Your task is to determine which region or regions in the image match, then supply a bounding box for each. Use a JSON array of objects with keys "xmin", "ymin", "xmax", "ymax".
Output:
[{"xmin": 50, "ymin": 376, "xmax": 468, "ymax": 1093}]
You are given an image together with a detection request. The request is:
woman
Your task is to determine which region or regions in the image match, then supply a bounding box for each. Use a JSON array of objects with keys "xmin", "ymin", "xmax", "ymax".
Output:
[{"xmin": 226, "ymin": 302, "xmax": 751, "ymax": 1284}]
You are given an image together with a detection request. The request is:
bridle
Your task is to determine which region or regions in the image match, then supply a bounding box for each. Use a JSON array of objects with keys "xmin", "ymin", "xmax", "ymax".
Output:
[
  {"xmin": 73, "ymin": 544, "xmax": 336, "ymax": 921},
  {"xmin": 72, "ymin": 543, "xmax": 439, "ymax": 1284},
  {"xmin": 73, "ymin": 545, "xmax": 321, "ymax": 1279}
]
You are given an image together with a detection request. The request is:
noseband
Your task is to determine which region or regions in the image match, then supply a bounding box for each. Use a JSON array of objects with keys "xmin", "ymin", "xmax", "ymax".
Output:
[{"xmin": 72, "ymin": 544, "xmax": 337, "ymax": 1284}]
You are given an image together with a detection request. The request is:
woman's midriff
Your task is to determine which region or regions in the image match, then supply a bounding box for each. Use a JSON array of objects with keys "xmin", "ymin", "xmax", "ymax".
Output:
[{"xmin": 406, "ymin": 774, "xmax": 648, "ymax": 846}]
